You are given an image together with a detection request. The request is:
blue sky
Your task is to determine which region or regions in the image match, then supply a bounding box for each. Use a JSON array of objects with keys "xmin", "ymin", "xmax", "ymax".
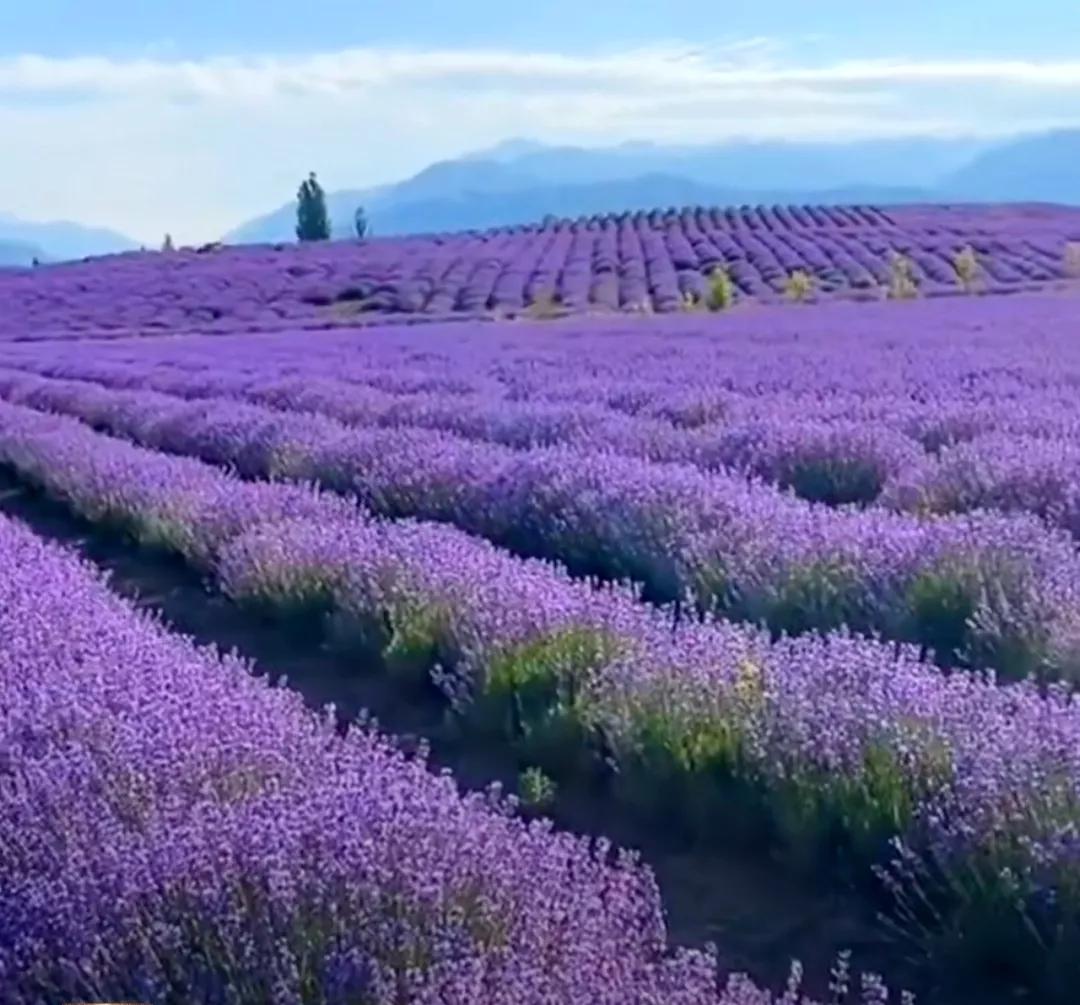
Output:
[
  {"xmin": 3, "ymin": 1, "xmax": 1080, "ymax": 242},
  {"xmin": 6, "ymin": 1, "xmax": 1080, "ymax": 61}
]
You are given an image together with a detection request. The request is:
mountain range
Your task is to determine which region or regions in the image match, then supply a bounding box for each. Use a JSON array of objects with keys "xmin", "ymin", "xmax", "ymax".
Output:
[
  {"xmin": 0, "ymin": 238, "xmax": 47, "ymax": 268},
  {"xmin": 224, "ymin": 130, "xmax": 1080, "ymax": 245},
  {"xmin": 0, "ymin": 211, "xmax": 138, "ymax": 267},
  {"xmin": 5, "ymin": 129, "xmax": 1080, "ymax": 261}
]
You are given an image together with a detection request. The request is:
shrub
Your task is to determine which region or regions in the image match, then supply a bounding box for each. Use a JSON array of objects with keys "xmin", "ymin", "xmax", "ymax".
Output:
[
  {"xmin": 783, "ymin": 269, "xmax": 815, "ymax": 303},
  {"xmin": 1064, "ymin": 241, "xmax": 1080, "ymax": 279},
  {"xmin": 706, "ymin": 266, "xmax": 736, "ymax": 310},
  {"xmin": 518, "ymin": 766, "xmax": 557, "ymax": 812},
  {"xmin": 887, "ymin": 252, "xmax": 919, "ymax": 300},
  {"xmin": 953, "ymin": 246, "xmax": 981, "ymax": 293}
]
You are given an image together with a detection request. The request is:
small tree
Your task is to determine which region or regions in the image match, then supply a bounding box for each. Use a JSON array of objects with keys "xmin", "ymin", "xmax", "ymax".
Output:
[
  {"xmin": 518, "ymin": 767, "xmax": 557, "ymax": 813},
  {"xmin": 953, "ymin": 246, "xmax": 981, "ymax": 293},
  {"xmin": 296, "ymin": 172, "xmax": 331, "ymax": 242},
  {"xmin": 784, "ymin": 269, "xmax": 815, "ymax": 303},
  {"xmin": 162, "ymin": 233, "xmax": 175, "ymax": 253},
  {"xmin": 706, "ymin": 265, "xmax": 736, "ymax": 310},
  {"xmin": 887, "ymin": 252, "xmax": 919, "ymax": 300},
  {"xmin": 354, "ymin": 207, "xmax": 368, "ymax": 240},
  {"xmin": 1064, "ymin": 241, "xmax": 1080, "ymax": 279}
]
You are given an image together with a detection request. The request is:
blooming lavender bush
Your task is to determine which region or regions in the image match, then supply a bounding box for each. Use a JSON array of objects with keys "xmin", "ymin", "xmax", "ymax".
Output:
[
  {"xmin": 1, "ymin": 513, "xmax": 767, "ymax": 1005},
  {"xmin": 5, "ymin": 376, "xmax": 1080, "ymax": 683},
  {"xmin": 4, "ymin": 400, "xmax": 1080, "ymax": 990}
]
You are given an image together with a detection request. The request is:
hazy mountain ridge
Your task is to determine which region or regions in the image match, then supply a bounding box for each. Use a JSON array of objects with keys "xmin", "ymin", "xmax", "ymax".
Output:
[
  {"xmin": 0, "ymin": 212, "xmax": 138, "ymax": 264},
  {"xmin": 225, "ymin": 130, "xmax": 1080, "ymax": 245},
  {"xmin": 8, "ymin": 130, "xmax": 1080, "ymax": 259},
  {"xmin": 939, "ymin": 131, "xmax": 1080, "ymax": 204},
  {"xmin": 0, "ymin": 238, "xmax": 47, "ymax": 268}
]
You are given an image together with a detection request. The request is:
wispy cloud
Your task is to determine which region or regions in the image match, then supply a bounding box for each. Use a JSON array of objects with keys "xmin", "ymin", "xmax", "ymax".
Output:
[
  {"xmin": 2, "ymin": 40, "xmax": 1079, "ymax": 244},
  {"xmin": 3, "ymin": 46, "xmax": 1080, "ymax": 102}
]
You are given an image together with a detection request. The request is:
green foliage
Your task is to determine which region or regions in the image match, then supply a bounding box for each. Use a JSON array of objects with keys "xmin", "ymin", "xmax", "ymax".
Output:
[
  {"xmin": 614, "ymin": 665, "xmax": 769, "ymax": 845},
  {"xmin": 295, "ymin": 172, "xmax": 331, "ymax": 242},
  {"xmin": 903, "ymin": 558, "xmax": 1050, "ymax": 679},
  {"xmin": 762, "ymin": 558, "xmax": 867, "ymax": 638},
  {"xmin": 783, "ymin": 269, "xmax": 815, "ymax": 303},
  {"xmin": 904, "ymin": 565, "xmax": 979, "ymax": 666},
  {"xmin": 383, "ymin": 599, "xmax": 456, "ymax": 688},
  {"xmin": 517, "ymin": 767, "xmax": 557, "ymax": 812},
  {"xmin": 354, "ymin": 206, "xmax": 368, "ymax": 240},
  {"xmin": 887, "ymin": 252, "xmax": 919, "ymax": 300},
  {"xmin": 784, "ymin": 457, "xmax": 887, "ymax": 507},
  {"xmin": 953, "ymin": 246, "xmax": 981, "ymax": 292},
  {"xmin": 229, "ymin": 562, "xmax": 344, "ymax": 621},
  {"xmin": 476, "ymin": 627, "xmax": 618, "ymax": 772},
  {"xmin": 705, "ymin": 265, "xmax": 736, "ymax": 310}
]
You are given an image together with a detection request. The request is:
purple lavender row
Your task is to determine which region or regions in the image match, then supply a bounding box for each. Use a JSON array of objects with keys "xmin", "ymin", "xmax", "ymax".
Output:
[
  {"xmin": 0, "ymin": 286, "xmax": 1071, "ymax": 392},
  {"xmin": 4, "ymin": 368, "xmax": 1080, "ymax": 683},
  {"xmin": 2, "ymin": 204, "xmax": 1078, "ymax": 338},
  {"xmin": 881, "ymin": 432, "xmax": 1080, "ymax": 539},
  {"xmin": 13, "ymin": 306, "xmax": 1080, "ymax": 525},
  {"xmin": 25, "ymin": 349, "xmax": 1080, "ymax": 454},
  {"xmin": 0, "ymin": 356, "xmax": 925, "ymax": 507},
  {"xmin": 0, "ymin": 401, "xmax": 1077, "ymax": 988},
  {"xmin": 8, "ymin": 294, "xmax": 1080, "ymax": 440},
  {"xmin": 0, "ymin": 510, "xmax": 769, "ymax": 1005}
]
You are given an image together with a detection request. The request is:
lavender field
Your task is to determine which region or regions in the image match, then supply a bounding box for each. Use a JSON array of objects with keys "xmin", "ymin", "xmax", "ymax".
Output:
[
  {"xmin": 6, "ymin": 227, "xmax": 1080, "ymax": 1004},
  {"xmin": 3, "ymin": 202, "xmax": 1080, "ymax": 341}
]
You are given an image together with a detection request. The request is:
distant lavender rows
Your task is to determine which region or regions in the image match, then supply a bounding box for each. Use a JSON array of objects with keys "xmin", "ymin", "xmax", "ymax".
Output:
[
  {"xmin": 12, "ymin": 336, "xmax": 1080, "ymax": 531},
  {"xmin": 1, "ymin": 400, "xmax": 1079, "ymax": 991},
  {"xmin": 3, "ymin": 508, "xmax": 805, "ymax": 1005},
  {"xmin": 6, "ymin": 291, "xmax": 1080, "ymax": 410},
  {"xmin": 2, "ymin": 203, "xmax": 1079, "ymax": 340},
  {"xmin": 9, "ymin": 292, "xmax": 1080, "ymax": 537},
  {"xmin": 6, "ymin": 356, "xmax": 1080, "ymax": 684}
]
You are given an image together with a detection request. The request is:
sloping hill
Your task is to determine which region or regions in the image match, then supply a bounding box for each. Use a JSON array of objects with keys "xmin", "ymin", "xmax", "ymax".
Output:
[
  {"xmin": 0, "ymin": 213, "xmax": 138, "ymax": 261},
  {"xmin": 10, "ymin": 202, "xmax": 1080, "ymax": 342},
  {"xmin": 225, "ymin": 164, "xmax": 929, "ymax": 244},
  {"xmin": 226, "ymin": 131, "xmax": 1080, "ymax": 246},
  {"xmin": 940, "ymin": 130, "xmax": 1080, "ymax": 205},
  {"xmin": 0, "ymin": 239, "xmax": 45, "ymax": 268}
]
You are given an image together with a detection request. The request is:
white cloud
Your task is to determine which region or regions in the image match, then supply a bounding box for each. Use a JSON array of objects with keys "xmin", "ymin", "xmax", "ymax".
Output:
[
  {"xmin": 4, "ymin": 46, "xmax": 1080, "ymax": 102},
  {"xmin": 2, "ymin": 41, "xmax": 1079, "ymax": 244}
]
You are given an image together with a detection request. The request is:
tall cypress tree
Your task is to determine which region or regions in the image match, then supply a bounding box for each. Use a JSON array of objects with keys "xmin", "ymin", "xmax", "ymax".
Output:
[
  {"xmin": 296, "ymin": 172, "xmax": 331, "ymax": 242},
  {"xmin": 354, "ymin": 206, "xmax": 368, "ymax": 240}
]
